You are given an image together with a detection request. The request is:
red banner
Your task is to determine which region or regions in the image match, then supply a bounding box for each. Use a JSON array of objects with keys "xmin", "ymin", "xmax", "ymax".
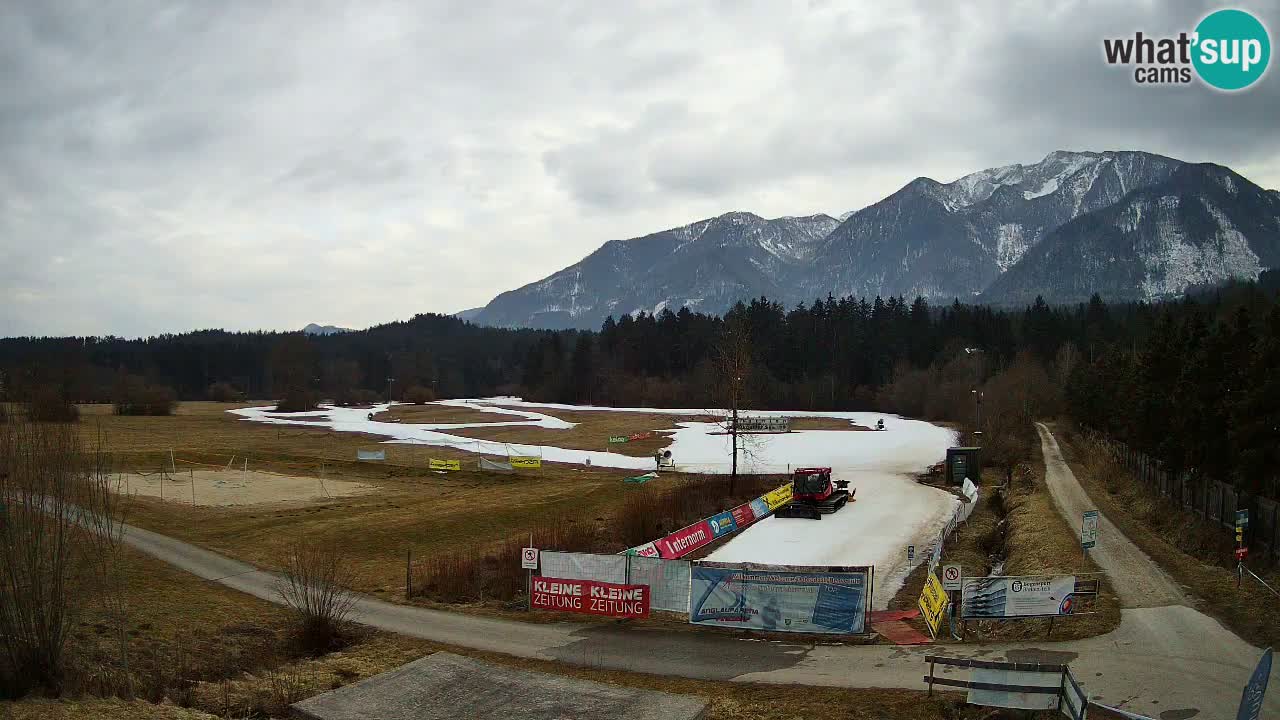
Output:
[
  {"xmin": 530, "ymin": 577, "xmax": 649, "ymax": 618},
  {"xmin": 730, "ymin": 503, "xmax": 758, "ymax": 529},
  {"xmin": 655, "ymin": 519, "xmax": 714, "ymax": 558}
]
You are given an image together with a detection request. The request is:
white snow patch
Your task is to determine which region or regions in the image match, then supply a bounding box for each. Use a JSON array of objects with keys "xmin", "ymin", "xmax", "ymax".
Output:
[
  {"xmin": 233, "ymin": 398, "xmax": 959, "ymax": 607},
  {"xmin": 1023, "ymin": 177, "xmax": 1059, "ymax": 200},
  {"xmin": 1139, "ymin": 200, "xmax": 1262, "ymax": 298},
  {"xmin": 995, "ymin": 223, "xmax": 1028, "ymax": 271}
]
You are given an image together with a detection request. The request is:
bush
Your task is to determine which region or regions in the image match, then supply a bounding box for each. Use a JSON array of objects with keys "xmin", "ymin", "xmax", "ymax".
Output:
[
  {"xmin": 333, "ymin": 388, "xmax": 380, "ymax": 407},
  {"xmin": 26, "ymin": 387, "xmax": 79, "ymax": 423},
  {"xmin": 113, "ymin": 376, "xmax": 177, "ymax": 416},
  {"xmin": 274, "ymin": 389, "xmax": 319, "ymax": 413},
  {"xmin": 207, "ymin": 382, "xmax": 241, "ymax": 402},
  {"xmin": 276, "ymin": 540, "xmax": 357, "ymax": 653},
  {"xmin": 403, "ymin": 385, "xmax": 435, "ymax": 404}
]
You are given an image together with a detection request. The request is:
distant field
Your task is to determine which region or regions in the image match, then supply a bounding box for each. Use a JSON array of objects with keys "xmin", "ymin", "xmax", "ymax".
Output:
[{"xmin": 445, "ymin": 406, "xmax": 704, "ymax": 457}]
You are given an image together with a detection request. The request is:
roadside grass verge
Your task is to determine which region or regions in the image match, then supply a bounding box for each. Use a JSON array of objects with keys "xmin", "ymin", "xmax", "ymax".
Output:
[
  {"xmin": 888, "ymin": 458, "xmax": 1121, "ymax": 643},
  {"xmin": 1057, "ymin": 426, "xmax": 1280, "ymax": 649}
]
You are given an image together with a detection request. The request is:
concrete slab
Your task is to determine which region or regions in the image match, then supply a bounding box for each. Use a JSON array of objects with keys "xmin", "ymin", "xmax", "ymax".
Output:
[{"xmin": 290, "ymin": 652, "xmax": 708, "ymax": 720}]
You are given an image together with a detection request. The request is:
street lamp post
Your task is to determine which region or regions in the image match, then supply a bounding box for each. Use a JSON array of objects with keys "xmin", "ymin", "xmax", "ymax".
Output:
[
  {"xmin": 387, "ymin": 377, "xmax": 395, "ymax": 405},
  {"xmin": 971, "ymin": 389, "xmax": 983, "ymax": 442}
]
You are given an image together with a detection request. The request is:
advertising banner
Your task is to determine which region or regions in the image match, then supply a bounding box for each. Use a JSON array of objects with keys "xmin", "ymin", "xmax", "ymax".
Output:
[
  {"xmin": 689, "ymin": 563, "xmax": 870, "ymax": 634},
  {"xmin": 749, "ymin": 498, "xmax": 769, "ymax": 518},
  {"xmin": 530, "ymin": 577, "xmax": 649, "ymax": 618},
  {"xmin": 356, "ymin": 449, "xmax": 386, "ymax": 461},
  {"xmin": 763, "ymin": 483, "xmax": 793, "ymax": 511},
  {"xmin": 730, "ymin": 503, "xmax": 758, "ymax": 529},
  {"xmin": 508, "ymin": 456, "xmax": 542, "ymax": 469},
  {"xmin": 1236, "ymin": 647, "xmax": 1272, "ymax": 720},
  {"xmin": 918, "ymin": 571, "xmax": 949, "ymax": 637},
  {"xmin": 624, "ymin": 542, "xmax": 660, "ymax": 558},
  {"xmin": 429, "ymin": 458, "xmax": 461, "ymax": 471},
  {"xmin": 707, "ymin": 511, "xmax": 737, "ymax": 538},
  {"xmin": 961, "ymin": 576, "xmax": 1077, "ymax": 619},
  {"xmin": 967, "ymin": 668, "xmax": 1062, "ymax": 711},
  {"xmin": 629, "ymin": 431, "xmax": 654, "ymax": 441},
  {"xmin": 656, "ymin": 520, "xmax": 714, "ymax": 558},
  {"xmin": 608, "ymin": 435, "xmax": 629, "ymax": 444}
]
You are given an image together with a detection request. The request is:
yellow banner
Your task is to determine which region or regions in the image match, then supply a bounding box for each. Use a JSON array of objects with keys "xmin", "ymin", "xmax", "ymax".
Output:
[
  {"xmin": 763, "ymin": 483, "xmax": 794, "ymax": 511},
  {"xmin": 429, "ymin": 458, "xmax": 461, "ymax": 471},
  {"xmin": 509, "ymin": 456, "xmax": 542, "ymax": 469},
  {"xmin": 918, "ymin": 571, "xmax": 949, "ymax": 638}
]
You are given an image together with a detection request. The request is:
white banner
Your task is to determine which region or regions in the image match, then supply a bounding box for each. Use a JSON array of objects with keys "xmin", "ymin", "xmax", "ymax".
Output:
[
  {"xmin": 968, "ymin": 668, "xmax": 1062, "ymax": 711},
  {"xmin": 961, "ymin": 575, "xmax": 1077, "ymax": 619}
]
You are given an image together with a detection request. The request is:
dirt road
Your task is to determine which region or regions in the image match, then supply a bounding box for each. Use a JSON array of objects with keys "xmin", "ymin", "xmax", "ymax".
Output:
[{"xmin": 1035, "ymin": 423, "xmax": 1186, "ymax": 608}]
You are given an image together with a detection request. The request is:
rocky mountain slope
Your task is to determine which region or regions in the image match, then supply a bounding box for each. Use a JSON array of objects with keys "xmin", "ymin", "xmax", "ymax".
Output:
[{"xmin": 468, "ymin": 151, "xmax": 1277, "ymax": 329}]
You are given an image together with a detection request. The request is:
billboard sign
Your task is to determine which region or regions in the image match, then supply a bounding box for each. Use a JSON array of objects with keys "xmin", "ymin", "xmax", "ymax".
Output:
[
  {"xmin": 656, "ymin": 520, "xmax": 714, "ymax": 558},
  {"xmin": 530, "ymin": 577, "xmax": 649, "ymax": 618},
  {"xmin": 762, "ymin": 483, "xmax": 794, "ymax": 511},
  {"xmin": 429, "ymin": 458, "xmax": 461, "ymax": 471},
  {"xmin": 707, "ymin": 511, "xmax": 737, "ymax": 538},
  {"xmin": 730, "ymin": 503, "xmax": 758, "ymax": 529},
  {"xmin": 509, "ymin": 456, "xmax": 542, "ymax": 469},
  {"xmin": 624, "ymin": 541, "xmax": 660, "ymax": 558},
  {"xmin": 690, "ymin": 563, "xmax": 870, "ymax": 634},
  {"xmin": 961, "ymin": 576, "xmax": 1077, "ymax": 619}
]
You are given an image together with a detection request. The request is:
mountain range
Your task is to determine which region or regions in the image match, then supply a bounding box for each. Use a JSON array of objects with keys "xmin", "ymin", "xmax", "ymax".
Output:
[{"xmin": 471, "ymin": 151, "xmax": 1280, "ymax": 330}]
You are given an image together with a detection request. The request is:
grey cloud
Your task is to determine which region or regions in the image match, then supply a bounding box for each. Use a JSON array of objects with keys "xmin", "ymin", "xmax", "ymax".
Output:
[{"xmin": 2, "ymin": 0, "xmax": 1278, "ymax": 338}]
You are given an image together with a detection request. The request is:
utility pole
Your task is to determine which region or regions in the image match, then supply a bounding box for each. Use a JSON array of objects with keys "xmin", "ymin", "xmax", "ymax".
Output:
[
  {"xmin": 731, "ymin": 376, "xmax": 739, "ymax": 495},
  {"xmin": 387, "ymin": 377, "xmax": 394, "ymax": 405}
]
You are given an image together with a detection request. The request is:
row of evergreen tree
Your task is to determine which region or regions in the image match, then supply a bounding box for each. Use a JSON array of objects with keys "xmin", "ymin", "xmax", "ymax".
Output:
[{"xmin": 2, "ymin": 279, "xmax": 1278, "ymax": 497}]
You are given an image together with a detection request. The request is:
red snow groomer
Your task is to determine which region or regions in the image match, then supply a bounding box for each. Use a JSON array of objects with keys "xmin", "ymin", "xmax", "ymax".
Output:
[{"xmin": 773, "ymin": 467, "xmax": 854, "ymax": 520}]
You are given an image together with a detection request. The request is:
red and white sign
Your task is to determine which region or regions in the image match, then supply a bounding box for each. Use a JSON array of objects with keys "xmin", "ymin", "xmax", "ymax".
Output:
[
  {"xmin": 521, "ymin": 547, "xmax": 539, "ymax": 570},
  {"xmin": 530, "ymin": 577, "xmax": 650, "ymax": 618},
  {"xmin": 629, "ymin": 541, "xmax": 660, "ymax": 558},
  {"xmin": 730, "ymin": 503, "xmax": 758, "ymax": 529},
  {"xmin": 656, "ymin": 520, "xmax": 715, "ymax": 558}
]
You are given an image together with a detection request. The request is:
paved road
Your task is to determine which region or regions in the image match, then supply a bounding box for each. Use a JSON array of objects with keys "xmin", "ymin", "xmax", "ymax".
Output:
[{"xmin": 122, "ymin": 426, "xmax": 1279, "ymax": 720}]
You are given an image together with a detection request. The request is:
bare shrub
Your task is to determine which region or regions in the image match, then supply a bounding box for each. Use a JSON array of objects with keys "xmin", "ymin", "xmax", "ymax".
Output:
[
  {"xmin": 0, "ymin": 420, "xmax": 124, "ymax": 698},
  {"xmin": 276, "ymin": 540, "xmax": 358, "ymax": 653},
  {"xmin": 25, "ymin": 386, "xmax": 79, "ymax": 423},
  {"xmin": 403, "ymin": 385, "xmax": 436, "ymax": 404},
  {"xmin": 207, "ymin": 382, "xmax": 241, "ymax": 402},
  {"xmin": 113, "ymin": 376, "xmax": 177, "ymax": 416}
]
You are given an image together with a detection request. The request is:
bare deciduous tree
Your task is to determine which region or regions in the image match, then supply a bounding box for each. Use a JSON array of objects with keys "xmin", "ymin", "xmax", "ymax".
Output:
[
  {"xmin": 712, "ymin": 317, "xmax": 755, "ymax": 494},
  {"xmin": 276, "ymin": 540, "xmax": 357, "ymax": 652}
]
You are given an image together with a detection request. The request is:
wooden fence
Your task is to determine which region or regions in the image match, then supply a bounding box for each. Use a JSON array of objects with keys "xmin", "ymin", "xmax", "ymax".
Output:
[{"xmin": 1082, "ymin": 429, "xmax": 1280, "ymax": 568}]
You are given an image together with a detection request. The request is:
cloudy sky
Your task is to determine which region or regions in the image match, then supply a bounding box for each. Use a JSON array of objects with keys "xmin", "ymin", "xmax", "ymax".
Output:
[{"xmin": 3, "ymin": 0, "xmax": 1278, "ymax": 337}]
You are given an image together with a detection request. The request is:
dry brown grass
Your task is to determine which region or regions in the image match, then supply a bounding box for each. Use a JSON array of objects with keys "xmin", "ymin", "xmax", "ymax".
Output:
[
  {"xmin": 1057, "ymin": 427, "xmax": 1280, "ymax": 649},
  {"xmin": 788, "ymin": 417, "xmax": 872, "ymax": 431},
  {"xmin": 445, "ymin": 407, "xmax": 699, "ymax": 458},
  {"xmin": 370, "ymin": 403, "xmax": 517, "ymax": 425},
  {"xmin": 887, "ymin": 461, "xmax": 1121, "ymax": 643}
]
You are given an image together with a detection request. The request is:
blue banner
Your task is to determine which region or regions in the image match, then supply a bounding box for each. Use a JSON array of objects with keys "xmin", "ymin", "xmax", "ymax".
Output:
[
  {"xmin": 707, "ymin": 511, "xmax": 737, "ymax": 538},
  {"xmin": 1236, "ymin": 647, "xmax": 1272, "ymax": 720},
  {"xmin": 749, "ymin": 498, "xmax": 769, "ymax": 518},
  {"xmin": 689, "ymin": 563, "xmax": 869, "ymax": 634}
]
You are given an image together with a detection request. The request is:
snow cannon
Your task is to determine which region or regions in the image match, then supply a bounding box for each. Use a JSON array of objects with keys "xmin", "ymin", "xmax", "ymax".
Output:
[{"xmin": 773, "ymin": 467, "xmax": 853, "ymax": 520}]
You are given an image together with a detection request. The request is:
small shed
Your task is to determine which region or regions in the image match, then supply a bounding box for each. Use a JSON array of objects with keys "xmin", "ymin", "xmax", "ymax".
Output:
[{"xmin": 946, "ymin": 447, "xmax": 982, "ymax": 486}]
